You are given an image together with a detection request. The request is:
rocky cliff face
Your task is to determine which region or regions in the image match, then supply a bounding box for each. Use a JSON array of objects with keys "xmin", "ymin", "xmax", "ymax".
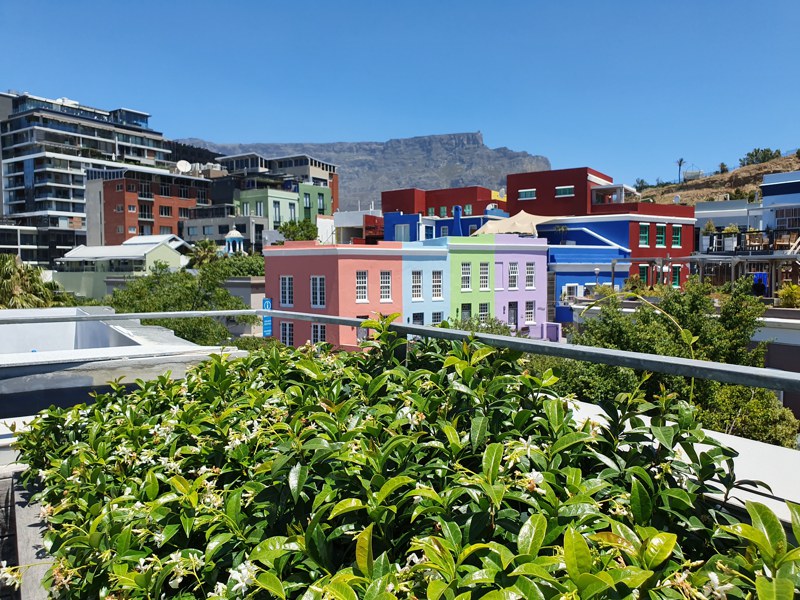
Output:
[{"xmin": 179, "ymin": 132, "xmax": 550, "ymax": 210}]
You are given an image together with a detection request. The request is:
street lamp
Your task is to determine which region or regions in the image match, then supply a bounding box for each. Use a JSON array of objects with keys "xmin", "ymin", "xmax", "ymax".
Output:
[{"xmin": 594, "ymin": 267, "xmax": 600, "ymax": 287}]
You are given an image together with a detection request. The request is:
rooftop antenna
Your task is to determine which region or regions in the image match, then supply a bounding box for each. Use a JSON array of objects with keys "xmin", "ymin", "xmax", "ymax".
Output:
[{"xmin": 176, "ymin": 160, "xmax": 191, "ymax": 174}]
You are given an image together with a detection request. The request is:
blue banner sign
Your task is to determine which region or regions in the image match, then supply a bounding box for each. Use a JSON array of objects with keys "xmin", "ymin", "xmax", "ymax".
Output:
[{"xmin": 262, "ymin": 297, "xmax": 273, "ymax": 337}]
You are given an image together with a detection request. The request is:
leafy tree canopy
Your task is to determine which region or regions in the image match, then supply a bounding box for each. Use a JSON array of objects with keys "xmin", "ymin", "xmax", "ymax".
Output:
[
  {"xmin": 739, "ymin": 147, "xmax": 782, "ymax": 167},
  {"xmin": 278, "ymin": 219, "xmax": 318, "ymax": 242},
  {"xmin": 0, "ymin": 254, "xmax": 61, "ymax": 309}
]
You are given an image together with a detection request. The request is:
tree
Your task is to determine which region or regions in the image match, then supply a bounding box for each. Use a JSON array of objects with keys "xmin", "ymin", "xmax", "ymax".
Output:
[
  {"xmin": 105, "ymin": 262, "xmax": 254, "ymax": 345},
  {"xmin": 738, "ymin": 147, "xmax": 782, "ymax": 167},
  {"xmin": 719, "ymin": 162, "xmax": 729, "ymax": 174},
  {"xmin": 541, "ymin": 277, "xmax": 799, "ymax": 447},
  {"xmin": 676, "ymin": 157, "xmax": 685, "ymax": 183},
  {"xmin": 278, "ymin": 219, "xmax": 318, "ymax": 242},
  {"xmin": 634, "ymin": 178, "xmax": 649, "ymax": 192},
  {"xmin": 188, "ymin": 239, "xmax": 220, "ymax": 268},
  {"xmin": 200, "ymin": 253, "xmax": 264, "ymax": 280},
  {"xmin": 0, "ymin": 254, "xmax": 58, "ymax": 309}
]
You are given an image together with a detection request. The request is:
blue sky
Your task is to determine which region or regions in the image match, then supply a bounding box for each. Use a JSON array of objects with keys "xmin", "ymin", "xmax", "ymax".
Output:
[{"xmin": 2, "ymin": 0, "xmax": 798, "ymax": 188}]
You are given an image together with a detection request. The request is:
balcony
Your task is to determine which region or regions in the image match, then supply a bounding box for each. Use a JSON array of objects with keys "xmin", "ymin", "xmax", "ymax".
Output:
[{"xmin": 698, "ymin": 229, "xmax": 800, "ymax": 255}]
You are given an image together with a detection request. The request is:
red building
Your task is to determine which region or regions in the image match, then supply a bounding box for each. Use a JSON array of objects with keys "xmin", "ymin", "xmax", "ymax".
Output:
[
  {"xmin": 86, "ymin": 168, "xmax": 211, "ymax": 245},
  {"xmin": 506, "ymin": 167, "xmax": 620, "ymax": 216},
  {"xmin": 381, "ymin": 186, "xmax": 504, "ymax": 217}
]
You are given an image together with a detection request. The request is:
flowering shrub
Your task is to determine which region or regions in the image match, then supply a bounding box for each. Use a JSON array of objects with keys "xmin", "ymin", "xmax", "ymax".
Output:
[{"xmin": 14, "ymin": 316, "xmax": 800, "ymax": 598}]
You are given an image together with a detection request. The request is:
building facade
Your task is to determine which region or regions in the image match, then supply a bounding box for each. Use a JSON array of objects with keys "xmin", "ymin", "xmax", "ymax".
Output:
[{"xmin": 381, "ymin": 186, "xmax": 506, "ymax": 218}]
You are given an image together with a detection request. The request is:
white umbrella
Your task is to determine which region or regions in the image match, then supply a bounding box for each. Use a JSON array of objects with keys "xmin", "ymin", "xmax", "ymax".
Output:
[{"xmin": 472, "ymin": 211, "xmax": 558, "ymax": 236}]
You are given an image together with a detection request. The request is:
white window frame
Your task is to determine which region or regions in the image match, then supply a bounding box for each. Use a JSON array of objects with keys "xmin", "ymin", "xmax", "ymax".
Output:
[
  {"xmin": 478, "ymin": 302, "xmax": 490, "ymax": 324},
  {"xmin": 280, "ymin": 275, "xmax": 294, "ymax": 307},
  {"xmin": 525, "ymin": 301, "xmax": 536, "ymax": 324},
  {"xmin": 555, "ymin": 185, "xmax": 575, "ymax": 198},
  {"xmin": 461, "ymin": 262, "xmax": 471, "ymax": 291},
  {"xmin": 518, "ymin": 188, "xmax": 537, "ymax": 200},
  {"xmin": 432, "ymin": 270, "xmax": 443, "ymax": 300},
  {"xmin": 310, "ymin": 275, "xmax": 326, "ymax": 308},
  {"xmin": 639, "ymin": 223, "xmax": 650, "ymax": 247},
  {"xmin": 672, "ymin": 224, "xmax": 682, "ymax": 248},
  {"xmin": 525, "ymin": 262, "xmax": 536, "ymax": 289},
  {"xmin": 431, "ymin": 311, "xmax": 444, "ymax": 324},
  {"xmin": 311, "ymin": 323, "xmax": 326, "ymax": 344},
  {"xmin": 356, "ymin": 270, "xmax": 368, "ymax": 303},
  {"xmin": 380, "ymin": 270, "xmax": 392, "ymax": 302},
  {"xmin": 508, "ymin": 262, "xmax": 519, "ymax": 290},
  {"xmin": 655, "ymin": 223, "xmax": 667, "ymax": 248},
  {"xmin": 564, "ymin": 284, "xmax": 579, "ymax": 303},
  {"xmin": 280, "ymin": 321, "xmax": 294, "ymax": 346},
  {"xmin": 440, "ymin": 226, "xmax": 449, "ymax": 237},
  {"xmin": 479, "ymin": 262, "xmax": 489, "ymax": 291},
  {"xmin": 411, "ymin": 270, "xmax": 423, "ymax": 301}
]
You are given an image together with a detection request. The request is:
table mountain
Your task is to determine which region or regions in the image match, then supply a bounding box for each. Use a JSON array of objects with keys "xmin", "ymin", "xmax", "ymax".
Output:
[{"xmin": 179, "ymin": 132, "xmax": 550, "ymax": 210}]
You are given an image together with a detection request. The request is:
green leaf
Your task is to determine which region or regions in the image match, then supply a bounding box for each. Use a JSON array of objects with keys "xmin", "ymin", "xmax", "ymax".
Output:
[
  {"xmin": 427, "ymin": 579, "xmax": 448, "ymax": 600},
  {"xmin": 650, "ymin": 425, "xmax": 675, "ymax": 448},
  {"xmin": 442, "ymin": 424, "xmax": 463, "ymax": 452},
  {"xmin": 296, "ymin": 359, "xmax": 323, "ymax": 381},
  {"xmin": 324, "ymin": 581, "xmax": 358, "ymax": 600},
  {"xmin": 576, "ymin": 572, "xmax": 613, "ymax": 598},
  {"xmin": 375, "ymin": 476, "xmax": 414, "ymax": 506},
  {"xmin": 459, "ymin": 567, "xmax": 498, "ymax": 585},
  {"xmin": 329, "ymin": 498, "xmax": 367, "ymax": 519},
  {"xmin": 549, "ymin": 432, "xmax": 592, "ymax": 456},
  {"xmin": 788, "ymin": 501, "xmax": 800, "ymax": 544},
  {"xmin": 747, "ymin": 501, "xmax": 786, "ymax": 559},
  {"xmin": 144, "ymin": 469, "xmax": 159, "ymax": 501},
  {"xmin": 470, "ymin": 416, "xmax": 488, "ymax": 451},
  {"xmin": 470, "ymin": 346, "xmax": 496, "ymax": 366},
  {"xmin": 355, "ymin": 523, "xmax": 374, "ymax": 577},
  {"xmin": 169, "ymin": 475, "xmax": 191, "ymax": 495},
  {"xmin": 289, "ymin": 463, "xmax": 308, "ymax": 503},
  {"xmin": 590, "ymin": 532, "xmax": 636, "ymax": 558},
  {"xmin": 755, "ymin": 575, "xmax": 795, "ymax": 600},
  {"xmin": 206, "ymin": 533, "xmax": 234, "ymax": 563},
  {"xmin": 680, "ymin": 328, "xmax": 695, "ymax": 347},
  {"xmin": 482, "ymin": 443, "xmax": 504, "ymax": 485},
  {"xmin": 257, "ymin": 572, "xmax": 286, "ymax": 599},
  {"xmin": 249, "ymin": 536, "xmax": 289, "ymax": 566},
  {"xmin": 642, "ymin": 532, "xmax": 677, "ymax": 569},
  {"xmin": 564, "ymin": 527, "xmax": 592, "ymax": 581},
  {"xmin": 630, "ymin": 478, "xmax": 652, "ymax": 525},
  {"xmin": 517, "ymin": 513, "xmax": 547, "ymax": 557}
]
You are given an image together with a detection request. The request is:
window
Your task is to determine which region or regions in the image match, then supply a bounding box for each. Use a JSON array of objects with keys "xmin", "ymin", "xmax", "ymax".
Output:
[
  {"xmin": 128, "ymin": 226, "xmax": 137, "ymax": 233},
  {"xmin": 638, "ymin": 264, "xmax": 648, "ymax": 283},
  {"xmin": 159, "ymin": 206, "xmax": 172, "ymax": 217},
  {"xmin": 508, "ymin": 262, "xmax": 519, "ymax": 289},
  {"xmin": 159, "ymin": 226, "xmax": 172, "ymax": 234},
  {"xmin": 317, "ymin": 193, "xmax": 325, "ymax": 214},
  {"xmin": 356, "ymin": 270, "xmax": 368, "ymax": 302},
  {"xmin": 218, "ymin": 225, "xmax": 229, "ymax": 235},
  {"xmin": 564, "ymin": 284, "xmax": 578, "ymax": 302},
  {"xmin": 519, "ymin": 188, "xmax": 536, "ymax": 200},
  {"xmin": 380, "ymin": 271, "xmax": 392, "ymax": 301},
  {"xmin": 304, "ymin": 193, "xmax": 311, "ymax": 208},
  {"xmin": 464, "ymin": 204, "xmax": 473, "ymax": 216},
  {"xmin": 672, "ymin": 265, "xmax": 681, "ymax": 287},
  {"xmin": 289, "ymin": 203, "xmax": 296, "ymax": 221},
  {"xmin": 311, "ymin": 323, "xmax": 326, "ymax": 343},
  {"xmin": 311, "ymin": 276, "xmax": 326, "ymax": 308},
  {"xmin": 427, "ymin": 207, "xmax": 434, "ymax": 216},
  {"xmin": 525, "ymin": 262, "xmax": 536, "ymax": 289},
  {"xmin": 203, "ymin": 225, "xmax": 213, "ymax": 235},
  {"xmin": 116, "ymin": 225, "xmax": 123, "ymax": 233},
  {"xmin": 394, "ymin": 223, "xmax": 410, "ymax": 241},
  {"xmin": 116, "ymin": 183, "xmax": 123, "ymax": 192},
  {"xmin": 440, "ymin": 226, "xmax": 449, "ymax": 236},
  {"xmin": 672, "ymin": 225, "xmax": 682, "ymax": 247},
  {"xmin": 460, "ymin": 303, "xmax": 471, "ymax": 320},
  {"xmin": 479, "ymin": 262, "xmax": 489, "ymax": 290},
  {"xmin": 196, "ymin": 189, "xmax": 207, "ymax": 203},
  {"xmin": 256, "ymin": 202, "xmax": 264, "ymax": 217},
  {"xmin": 160, "ymin": 183, "xmax": 171, "ymax": 196},
  {"xmin": 440, "ymin": 206, "xmax": 447, "ymax": 217},
  {"xmin": 555, "ymin": 185, "xmax": 575, "ymax": 197},
  {"xmin": 272, "ymin": 201, "xmax": 280, "ymax": 224},
  {"xmin": 241, "ymin": 202, "xmax": 250, "ymax": 217},
  {"xmin": 412, "ymin": 270, "xmax": 423, "ymax": 300},
  {"xmin": 179, "ymin": 186, "xmax": 188, "ymax": 199},
  {"xmin": 128, "ymin": 204, "xmax": 136, "ymax": 213},
  {"xmin": 115, "ymin": 204, "xmax": 123, "ymax": 213},
  {"xmin": 478, "ymin": 302, "xmax": 490, "ymax": 323},
  {"xmin": 525, "ymin": 301, "xmax": 536, "ymax": 324},
  {"xmin": 187, "ymin": 226, "xmax": 198, "ymax": 236},
  {"xmin": 431, "ymin": 311, "xmax": 443, "ymax": 324},
  {"xmin": 639, "ymin": 223, "xmax": 650, "ymax": 246},
  {"xmin": 460, "ymin": 262, "xmax": 471, "ymax": 291},
  {"xmin": 127, "ymin": 183, "xmax": 137, "ymax": 193},
  {"xmin": 431, "ymin": 270, "xmax": 443, "ymax": 300},
  {"xmin": 280, "ymin": 322, "xmax": 294, "ymax": 346},
  {"xmin": 280, "ymin": 275, "xmax": 294, "ymax": 307},
  {"xmin": 412, "ymin": 313, "xmax": 424, "ymax": 325},
  {"xmin": 656, "ymin": 224, "xmax": 666, "ymax": 247}
]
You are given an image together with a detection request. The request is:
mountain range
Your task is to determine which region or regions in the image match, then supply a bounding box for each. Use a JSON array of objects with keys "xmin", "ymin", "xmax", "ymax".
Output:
[{"xmin": 179, "ymin": 132, "xmax": 550, "ymax": 210}]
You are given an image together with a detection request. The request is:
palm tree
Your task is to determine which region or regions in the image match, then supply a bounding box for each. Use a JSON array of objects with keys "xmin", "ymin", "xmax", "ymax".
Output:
[
  {"xmin": 0, "ymin": 254, "xmax": 55, "ymax": 309},
  {"xmin": 189, "ymin": 239, "xmax": 220, "ymax": 268},
  {"xmin": 676, "ymin": 158, "xmax": 685, "ymax": 183}
]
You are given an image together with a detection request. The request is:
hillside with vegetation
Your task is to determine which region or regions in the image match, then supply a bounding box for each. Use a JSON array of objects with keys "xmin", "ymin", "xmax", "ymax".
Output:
[{"xmin": 639, "ymin": 153, "xmax": 800, "ymax": 205}]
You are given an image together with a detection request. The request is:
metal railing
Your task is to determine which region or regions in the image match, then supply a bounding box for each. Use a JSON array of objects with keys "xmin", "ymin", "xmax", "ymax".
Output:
[{"xmin": 3, "ymin": 308, "xmax": 800, "ymax": 394}]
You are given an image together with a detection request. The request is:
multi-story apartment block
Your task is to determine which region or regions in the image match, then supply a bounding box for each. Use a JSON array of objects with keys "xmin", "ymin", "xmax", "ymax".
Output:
[
  {"xmin": 0, "ymin": 93, "xmax": 171, "ymax": 265},
  {"xmin": 85, "ymin": 167, "xmax": 211, "ymax": 245},
  {"xmin": 381, "ymin": 186, "xmax": 506, "ymax": 218}
]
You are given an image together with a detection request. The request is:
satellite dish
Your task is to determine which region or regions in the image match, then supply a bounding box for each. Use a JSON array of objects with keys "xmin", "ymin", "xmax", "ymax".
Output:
[
  {"xmin": 673, "ymin": 195, "xmax": 681, "ymax": 204},
  {"xmin": 176, "ymin": 160, "xmax": 191, "ymax": 173}
]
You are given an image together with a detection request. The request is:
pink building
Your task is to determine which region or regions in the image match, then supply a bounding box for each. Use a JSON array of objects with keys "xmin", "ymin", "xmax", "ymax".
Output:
[{"xmin": 264, "ymin": 241, "xmax": 404, "ymax": 349}]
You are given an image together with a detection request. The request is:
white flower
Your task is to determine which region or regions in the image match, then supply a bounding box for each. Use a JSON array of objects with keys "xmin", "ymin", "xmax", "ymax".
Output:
[
  {"xmin": 168, "ymin": 575, "xmax": 184, "ymax": 589},
  {"xmin": 703, "ymin": 572, "xmax": 735, "ymax": 600},
  {"xmin": 208, "ymin": 582, "xmax": 228, "ymax": 599},
  {"xmin": 229, "ymin": 561, "xmax": 257, "ymax": 596}
]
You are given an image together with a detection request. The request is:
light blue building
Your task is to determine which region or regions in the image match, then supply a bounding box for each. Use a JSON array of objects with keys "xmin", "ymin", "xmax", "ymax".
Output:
[
  {"xmin": 400, "ymin": 238, "xmax": 450, "ymax": 326},
  {"xmin": 761, "ymin": 171, "xmax": 800, "ymax": 232}
]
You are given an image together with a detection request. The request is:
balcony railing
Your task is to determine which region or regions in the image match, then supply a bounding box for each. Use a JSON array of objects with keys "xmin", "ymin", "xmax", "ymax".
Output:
[{"xmin": 698, "ymin": 229, "xmax": 800, "ymax": 254}]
